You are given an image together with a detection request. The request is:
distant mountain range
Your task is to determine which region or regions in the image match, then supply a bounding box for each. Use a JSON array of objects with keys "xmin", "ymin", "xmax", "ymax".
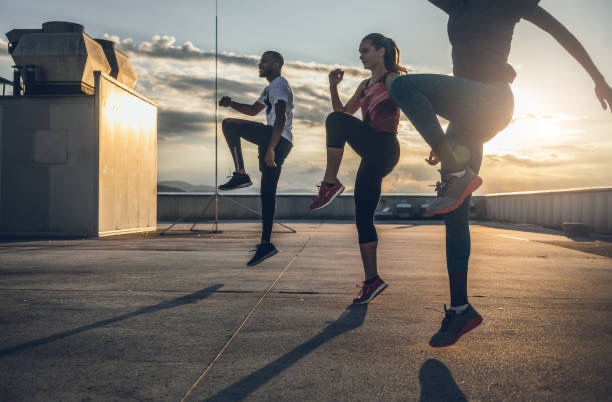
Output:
[
  {"xmin": 157, "ymin": 180, "xmax": 315, "ymax": 193},
  {"xmin": 157, "ymin": 181, "xmax": 216, "ymax": 193}
]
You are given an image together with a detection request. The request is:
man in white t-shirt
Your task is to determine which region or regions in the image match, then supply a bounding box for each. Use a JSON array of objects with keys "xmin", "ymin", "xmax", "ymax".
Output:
[{"xmin": 218, "ymin": 50, "xmax": 294, "ymax": 266}]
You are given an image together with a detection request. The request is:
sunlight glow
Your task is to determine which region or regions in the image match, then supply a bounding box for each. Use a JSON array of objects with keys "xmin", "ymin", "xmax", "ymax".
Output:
[{"xmin": 484, "ymin": 85, "xmax": 583, "ymax": 157}]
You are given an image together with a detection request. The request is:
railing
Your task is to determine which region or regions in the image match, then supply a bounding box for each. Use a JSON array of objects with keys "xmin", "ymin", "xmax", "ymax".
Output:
[{"xmin": 0, "ymin": 76, "xmax": 13, "ymax": 96}]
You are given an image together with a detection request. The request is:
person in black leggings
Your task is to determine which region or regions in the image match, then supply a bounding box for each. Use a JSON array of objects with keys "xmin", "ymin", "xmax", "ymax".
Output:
[
  {"xmin": 389, "ymin": 0, "xmax": 612, "ymax": 348},
  {"xmin": 309, "ymin": 33, "xmax": 405, "ymax": 304},
  {"xmin": 218, "ymin": 51, "xmax": 294, "ymax": 266}
]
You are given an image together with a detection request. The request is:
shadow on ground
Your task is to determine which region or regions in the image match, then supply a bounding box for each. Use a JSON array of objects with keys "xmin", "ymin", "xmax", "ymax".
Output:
[
  {"xmin": 419, "ymin": 358, "xmax": 467, "ymax": 402},
  {"xmin": 205, "ymin": 303, "xmax": 368, "ymax": 401},
  {"xmin": 0, "ymin": 284, "xmax": 223, "ymax": 358}
]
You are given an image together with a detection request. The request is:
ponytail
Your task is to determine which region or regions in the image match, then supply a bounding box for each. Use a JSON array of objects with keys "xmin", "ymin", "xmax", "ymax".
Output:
[{"xmin": 385, "ymin": 37, "xmax": 408, "ymax": 74}]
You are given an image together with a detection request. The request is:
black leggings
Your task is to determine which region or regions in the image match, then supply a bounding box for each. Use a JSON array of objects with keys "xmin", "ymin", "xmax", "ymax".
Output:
[
  {"xmin": 222, "ymin": 118, "xmax": 292, "ymax": 242},
  {"xmin": 326, "ymin": 112, "xmax": 400, "ymax": 244}
]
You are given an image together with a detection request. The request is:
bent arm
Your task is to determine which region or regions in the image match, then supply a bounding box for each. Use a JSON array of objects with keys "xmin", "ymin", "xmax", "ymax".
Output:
[
  {"xmin": 524, "ymin": 6, "xmax": 606, "ymax": 86},
  {"xmin": 330, "ymin": 80, "xmax": 367, "ymax": 115},
  {"xmin": 228, "ymin": 100, "xmax": 266, "ymax": 116}
]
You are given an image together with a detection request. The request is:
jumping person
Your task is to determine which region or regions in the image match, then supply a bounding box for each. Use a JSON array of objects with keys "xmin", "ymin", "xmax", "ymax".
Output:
[
  {"xmin": 388, "ymin": 0, "xmax": 612, "ymax": 347},
  {"xmin": 309, "ymin": 33, "xmax": 406, "ymax": 304},
  {"xmin": 218, "ymin": 51, "xmax": 294, "ymax": 266}
]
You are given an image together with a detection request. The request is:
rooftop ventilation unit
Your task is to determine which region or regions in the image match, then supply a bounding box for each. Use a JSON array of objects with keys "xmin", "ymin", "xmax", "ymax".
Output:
[{"xmin": 5, "ymin": 21, "xmax": 137, "ymax": 95}]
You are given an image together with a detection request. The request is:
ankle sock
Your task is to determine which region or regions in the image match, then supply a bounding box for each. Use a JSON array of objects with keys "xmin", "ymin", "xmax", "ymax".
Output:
[
  {"xmin": 325, "ymin": 181, "xmax": 336, "ymax": 187},
  {"xmin": 449, "ymin": 169, "xmax": 466, "ymax": 178},
  {"xmin": 450, "ymin": 303, "xmax": 469, "ymax": 314}
]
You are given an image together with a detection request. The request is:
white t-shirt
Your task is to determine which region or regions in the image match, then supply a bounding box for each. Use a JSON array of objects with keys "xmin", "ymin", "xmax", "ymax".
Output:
[{"xmin": 257, "ymin": 76, "xmax": 294, "ymax": 143}]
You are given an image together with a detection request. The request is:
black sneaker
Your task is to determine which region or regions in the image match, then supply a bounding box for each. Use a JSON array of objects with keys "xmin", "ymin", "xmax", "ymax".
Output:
[
  {"xmin": 429, "ymin": 304, "xmax": 483, "ymax": 348},
  {"xmin": 247, "ymin": 243, "xmax": 278, "ymax": 266},
  {"xmin": 219, "ymin": 172, "xmax": 252, "ymax": 191}
]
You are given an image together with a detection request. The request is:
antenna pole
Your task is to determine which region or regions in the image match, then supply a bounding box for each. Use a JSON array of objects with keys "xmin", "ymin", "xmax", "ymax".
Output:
[{"xmin": 214, "ymin": 0, "xmax": 219, "ymax": 231}]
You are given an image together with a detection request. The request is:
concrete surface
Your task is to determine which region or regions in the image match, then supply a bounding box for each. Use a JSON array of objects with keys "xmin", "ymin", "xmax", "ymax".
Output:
[{"xmin": 1, "ymin": 221, "xmax": 611, "ymax": 401}]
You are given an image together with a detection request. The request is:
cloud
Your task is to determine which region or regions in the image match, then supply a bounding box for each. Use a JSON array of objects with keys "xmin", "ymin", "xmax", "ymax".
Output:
[
  {"xmin": 394, "ymin": 161, "xmax": 439, "ymax": 182},
  {"xmin": 159, "ymin": 74, "xmax": 262, "ymax": 97},
  {"xmin": 158, "ymin": 109, "xmax": 214, "ymax": 140},
  {"xmin": 484, "ymin": 153, "xmax": 566, "ymax": 168},
  {"xmin": 104, "ymin": 34, "xmax": 389, "ymax": 78},
  {"xmin": 95, "ymin": 32, "xmax": 610, "ymax": 193},
  {"xmin": 287, "ymin": 60, "xmax": 371, "ymax": 77},
  {"xmin": 293, "ymin": 85, "xmax": 330, "ymax": 103},
  {"xmin": 145, "ymin": 72, "xmax": 335, "ymax": 128},
  {"xmin": 510, "ymin": 113, "xmax": 583, "ymax": 124},
  {"xmin": 0, "ymin": 39, "xmax": 9, "ymax": 59},
  {"xmin": 294, "ymin": 104, "xmax": 332, "ymax": 128},
  {"xmin": 293, "ymin": 160, "xmax": 324, "ymax": 176},
  {"xmin": 102, "ymin": 33, "xmax": 427, "ymax": 131}
]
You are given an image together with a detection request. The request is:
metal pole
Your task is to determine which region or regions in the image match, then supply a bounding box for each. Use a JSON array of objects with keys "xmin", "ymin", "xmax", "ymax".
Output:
[{"xmin": 214, "ymin": 0, "xmax": 219, "ymax": 232}]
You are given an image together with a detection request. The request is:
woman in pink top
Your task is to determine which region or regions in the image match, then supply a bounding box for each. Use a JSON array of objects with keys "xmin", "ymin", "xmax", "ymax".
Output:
[{"xmin": 309, "ymin": 33, "xmax": 406, "ymax": 304}]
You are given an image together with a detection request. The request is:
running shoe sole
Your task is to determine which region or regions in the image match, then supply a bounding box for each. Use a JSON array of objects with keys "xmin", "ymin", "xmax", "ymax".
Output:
[
  {"xmin": 310, "ymin": 185, "xmax": 345, "ymax": 210},
  {"xmin": 354, "ymin": 282, "xmax": 388, "ymax": 304},
  {"xmin": 426, "ymin": 176, "xmax": 482, "ymax": 215},
  {"xmin": 246, "ymin": 248, "xmax": 278, "ymax": 266},
  {"xmin": 219, "ymin": 181, "xmax": 253, "ymax": 191},
  {"xmin": 429, "ymin": 314, "xmax": 483, "ymax": 348}
]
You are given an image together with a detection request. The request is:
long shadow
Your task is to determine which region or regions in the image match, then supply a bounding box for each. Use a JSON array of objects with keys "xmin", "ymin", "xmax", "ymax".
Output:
[
  {"xmin": 206, "ymin": 303, "xmax": 368, "ymax": 401},
  {"xmin": 0, "ymin": 284, "xmax": 223, "ymax": 357},
  {"xmin": 419, "ymin": 359, "xmax": 467, "ymax": 402}
]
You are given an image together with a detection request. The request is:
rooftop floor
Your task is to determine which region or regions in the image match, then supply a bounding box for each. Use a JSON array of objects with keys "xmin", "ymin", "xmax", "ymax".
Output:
[{"xmin": 1, "ymin": 221, "xmax": 611, "ymax": 401}]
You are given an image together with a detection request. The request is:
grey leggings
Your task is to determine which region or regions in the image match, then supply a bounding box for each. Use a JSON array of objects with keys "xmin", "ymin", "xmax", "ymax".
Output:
[{"xmin": 389, "ymin": 74, "xmax": 514, "ymax": 272}]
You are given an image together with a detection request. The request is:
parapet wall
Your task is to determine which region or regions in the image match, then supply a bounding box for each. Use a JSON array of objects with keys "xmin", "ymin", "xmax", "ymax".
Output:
[
  {"xmin": 157, "ymin": 193, "xmax": 479, "ymax": 221},
  {"xmin": 484, "ymin": 187, "xmax": 612, "ymax": 233},
  {"xmin": 159, "ymin": 187, "xmax": 612, "ymax": 234}
]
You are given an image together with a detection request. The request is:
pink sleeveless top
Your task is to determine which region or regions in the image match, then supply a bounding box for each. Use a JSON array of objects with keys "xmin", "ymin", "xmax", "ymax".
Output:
[{"xmin": 359, "ymin": 72, "xmax": 400, "ymax": 133}]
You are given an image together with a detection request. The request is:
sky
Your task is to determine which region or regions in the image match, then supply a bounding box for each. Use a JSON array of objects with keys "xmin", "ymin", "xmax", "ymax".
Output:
[{"xmin": 1, "ymin": 0, "xmax": 611, "ymax": 194}]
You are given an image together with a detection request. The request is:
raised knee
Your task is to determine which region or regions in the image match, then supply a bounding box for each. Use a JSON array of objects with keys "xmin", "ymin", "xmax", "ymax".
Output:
[
  {"xmin": 221, "ymin": 118, "xmax": 231, "ymax": 132},
  {"xmin": 325, "ymin": 111, "xmax": 345, "ymax": 127},
  {"xmin": 388, "ymin": 75, "xmax": 417, "ymax": 101},
  {"xmin": 223, "ymin": 118, "xmax": 241, "ymax": 132}
]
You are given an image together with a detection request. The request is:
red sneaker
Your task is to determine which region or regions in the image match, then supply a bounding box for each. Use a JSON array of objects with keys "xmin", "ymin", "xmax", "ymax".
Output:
[
  {"xmin": 309, "ymin": 180, "xmax": 345, "ymax": 210},
  {"xmin": 353, "ymin": 277, "xmax": 388, "ymax": 304}
]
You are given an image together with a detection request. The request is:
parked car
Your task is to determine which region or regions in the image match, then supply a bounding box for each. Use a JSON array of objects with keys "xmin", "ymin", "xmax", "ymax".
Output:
[
  {"xmin": 374, "ymin": 206, "xmax": 394, "ymax": 220},
  {"xmin": 396, "ymin": 200, "xmax": 413, "ymax": 219}
]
